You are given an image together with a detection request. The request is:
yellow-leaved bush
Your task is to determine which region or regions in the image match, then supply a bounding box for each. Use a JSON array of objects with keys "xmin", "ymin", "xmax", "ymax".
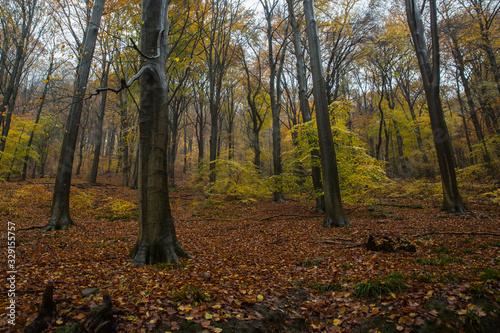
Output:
[
  {"xmin": 198, "ymin": 159, "xmax": 271, "ymax": 203},
  {"xmin": 285, "ymin": 118, "xmax": 388, "ymax": 204}
]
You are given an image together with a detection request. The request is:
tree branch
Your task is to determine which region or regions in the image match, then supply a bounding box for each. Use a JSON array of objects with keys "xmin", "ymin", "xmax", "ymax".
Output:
[
  {"xmin": 129, "ymin": 29, "xmax": 164, "ymax": 60},
  {"xmin": 91, "ymin": 66, "xmax": 148, "ymax": 96}
]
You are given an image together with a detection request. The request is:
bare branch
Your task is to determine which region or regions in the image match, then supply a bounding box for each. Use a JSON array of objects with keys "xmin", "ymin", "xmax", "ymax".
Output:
[
  {"xmin": 91, "ymin": 66, "xmax": 148, "ymax": 96},
  {"xmin": 129, "ymin": 29, "xmax": 164, "ymax": 60}
]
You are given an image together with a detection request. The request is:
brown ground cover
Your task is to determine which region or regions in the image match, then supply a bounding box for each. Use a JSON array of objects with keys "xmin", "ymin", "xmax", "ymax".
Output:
[{"xmin": 1, "ymin": 175, "xmax": 499, "ymax": 332}]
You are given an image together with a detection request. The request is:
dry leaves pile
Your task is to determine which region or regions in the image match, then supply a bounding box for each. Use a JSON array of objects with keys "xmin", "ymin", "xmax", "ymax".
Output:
[{"xmin": 1, "ymin": 176, "xmax": 499, "ymax": 332}]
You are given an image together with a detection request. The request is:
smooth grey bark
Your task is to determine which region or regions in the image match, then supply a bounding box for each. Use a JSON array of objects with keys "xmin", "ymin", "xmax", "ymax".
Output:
[
  {"xmin": 89, "ymin": 53, "xmax": 111, "ymax": 184},
  {"xmin": 303, "ymin": 0, "xmax": 349, "ymax": 227},
  {"xmin": 286, "ymin": 0, "xmax": 324, "ymax": 212},
  {"xmin": 130, "ymin": 0, "xmax": 190, "ymax": 266},
  {"xmin": 46, "ymin": 0, "xmax": 105, "ymax": 231},
  {"xmin": 405, "ymin": 0, "xmax": 466, "ymax": 213}
]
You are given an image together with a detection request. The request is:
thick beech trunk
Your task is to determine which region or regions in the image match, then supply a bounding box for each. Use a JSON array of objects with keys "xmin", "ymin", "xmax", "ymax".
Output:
[
  {"xmin": 303, "ymin": 0, "xmax": 349, "ymax": 227},
  {"xmin": 130, "ymin": 0, "xmax": 190, "ymax": 265},
  {"xmin": 405, "ymin": 0, "xmax": 465, "ymax": 213},
  {"xmin": 46, "ymin": 0, "xmax": 105, "ymax": 231}
]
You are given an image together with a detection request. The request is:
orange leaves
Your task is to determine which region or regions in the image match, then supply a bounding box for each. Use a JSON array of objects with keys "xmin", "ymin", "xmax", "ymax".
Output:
[{"xmin": 3, "ymin": 179, "xmax": 500, "ymax": 332}]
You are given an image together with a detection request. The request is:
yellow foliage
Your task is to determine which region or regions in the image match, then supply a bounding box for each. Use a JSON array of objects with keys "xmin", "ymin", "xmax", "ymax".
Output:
[{"xmin": 97, "ymin": 197, "xmax": 138, "ymax": 221}]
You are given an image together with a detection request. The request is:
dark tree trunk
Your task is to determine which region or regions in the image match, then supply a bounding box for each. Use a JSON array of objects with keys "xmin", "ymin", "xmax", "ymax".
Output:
[
  {"xmin": 90, "ymin": 54, "xmax": 111, "ymax": 184},
  {"xmin": 303, "ymin": 0, "xmax": 349, "ymax": 227},
  {"xmin": 118, "ymin": 90, "xmax": 130, "ymax": 186},
  {"xmin": 106, "ymin": 125, "xmax": 116, "ymax": 172},
  {"xmin": 287, "ymin": 0, "xmax": 324, "ymax": 212},
  {"xmin": 45, "ymin": 0, "xmax": 105, "ymax": 231},
  {"xmin": 456, "ymin": 89, "xmax": 475, "ymax": 165},
  {"xmin": 405, "ymin": 0, "xmax": 465, "ymax": 213},
  {"xmin": 393, "ymin": 120, "xmax": 407, "ymax": 173},
  {"xmin": 130, "ymin": 0, "xmax": 190, "ymax": 266}
]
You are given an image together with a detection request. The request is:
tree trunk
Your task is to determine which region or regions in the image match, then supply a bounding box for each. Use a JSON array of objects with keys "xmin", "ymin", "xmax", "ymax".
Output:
[
  {"xmin": 287, "ymin": 0, "xmax": 324, "ymax": 212},
  {"xmin": 130, "ymin": 0, "xmax": 190, "ymax": 266},
  {"xmin": 89, "ymin": 55, "xmax": 111, "ymax": 184},
  {"xmin": 303, "ymin": 0, "xmax": 349, "ymax": 227},
  {"xmin": 405, "ymin": 0, "xmax": 465, "ymax": 213},
  {"xmin": 118, "ymin": 89, "xmax": 130, "ymax": 186},
  {"xmin": 45, "ymin": 0, "xmax": 105, "ymax": 231}
]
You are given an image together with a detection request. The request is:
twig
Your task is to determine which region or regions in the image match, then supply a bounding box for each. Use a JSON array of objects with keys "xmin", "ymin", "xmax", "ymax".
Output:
[
  {"xmin": 19, "ymin": 226, "xmax": 45, "ymax": 231},
  {"xmin": 374, "ymin": 203, "xmax": 423, "ymax": 209},
  {"xmin": 413, "ymin": 231, "xmax": 500, "ymax": 238},
  {"xmin": 260, "ymin": 213, "xmax": 321, "ymax": 221},
  {"xmin": 91, "ymin": 66, "xmax": 148, "ymax": 96},
  {"xmin": 129, "ymin": 29, "xmax": 164, "ymax": 60},
  {"xmin": 344, "ymin": 243, "xmax": 365, "ymax": 249}
]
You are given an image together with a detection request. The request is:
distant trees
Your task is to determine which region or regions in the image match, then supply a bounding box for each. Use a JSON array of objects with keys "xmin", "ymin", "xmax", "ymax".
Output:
[{"xmin": 3, "ymin": 0, "xmax": 500, "ymax": 228}]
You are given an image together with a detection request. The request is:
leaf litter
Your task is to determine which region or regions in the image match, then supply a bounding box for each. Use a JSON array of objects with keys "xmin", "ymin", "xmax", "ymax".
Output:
[{"xmin": 0, "ymin": 177, "xmax": 499, "ymax": 332}]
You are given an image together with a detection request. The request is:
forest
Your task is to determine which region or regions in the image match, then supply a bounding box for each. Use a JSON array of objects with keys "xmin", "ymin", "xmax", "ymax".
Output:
[{"xmin": 1, "ymin": 0, "xmax": 499, "ymax": 332}]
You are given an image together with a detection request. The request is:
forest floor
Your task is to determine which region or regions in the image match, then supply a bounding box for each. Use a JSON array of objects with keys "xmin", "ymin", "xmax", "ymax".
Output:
[{"xmin": 1, "ymin": 174, "xmax": 499, "ymax": 332}]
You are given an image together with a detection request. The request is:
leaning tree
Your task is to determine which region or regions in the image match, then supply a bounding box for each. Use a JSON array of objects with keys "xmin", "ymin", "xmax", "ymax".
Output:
[
  {"xmin": 303, "ymin": 0, "xmax": 350, "ymax": 227},
  {"xmin": 46, "ymin": 0, "xmax": 105, "ymax": 230},
  {"xmin": 405, "ymin": 0, "xmax": 466, "ymax": 213}
]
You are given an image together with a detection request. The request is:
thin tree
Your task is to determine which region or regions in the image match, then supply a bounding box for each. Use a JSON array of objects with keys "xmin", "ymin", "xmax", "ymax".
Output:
[
  {"xmin": 303, "ymin": 0, "xmax": 350, "ymax": 227},
  {"xmin": 405, "ymin": 0, "xmax": 466, "ymax": 212},
  {"xmin": 260, "ymin": 0, "xmax": 288, "ymax": 202},
  {"xmin": 45, "ymin": 0, "xmax": 105, "ymax": 231},
  {"xmin": 89, "ymin": 50, "xmax": 111, "ymax": 184}
]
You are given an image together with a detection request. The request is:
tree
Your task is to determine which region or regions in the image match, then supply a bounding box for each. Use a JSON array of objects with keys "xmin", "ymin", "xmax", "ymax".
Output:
[
  {"xmin": 130, "ymin": 0, "xmax": 190, "ymax": 265},
  {"xmin": 46, "ymin": 0, "xmax": 105, "ymax": 231},
  {"xmin": 303, "ymin": 0, "xmax": 350, "ymax": 227},
  {"xmin": 286, "ymin": 0, "xmax": 323, "ymax": 212},
  {"xmin": 240, "ymin": 44, "xmax": 267, "ymax": 170},
  {"xmin": 260, "ymin": 0, "xmax": 289, "ymax": 202},
  {"xmin": 89, "ymin": 50, "xmax": 112, "ymax": 184},
  {"xmin": 405, "ymin": 0, "xmax": 466, "ymax": 212}
]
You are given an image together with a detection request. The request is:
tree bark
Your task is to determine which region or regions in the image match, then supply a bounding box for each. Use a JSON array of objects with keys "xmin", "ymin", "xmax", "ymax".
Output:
[
  {"xmin": 303, "ymin": 0, "xmax": 349, "ymax": 227},
  {"xmin": 130, "ymin": 0, "xmax": 190, "ymax": 265},
  {"xmin": 405, "ymin": 0, "xmax": 465, "ymax": 213},
  {"xmin": 286, "ymin": 0, "xmax": 324, "ymax": 212},
  {"xmin": 46, "ymin": 0, "xmax": 105, "ymax": 230}
]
